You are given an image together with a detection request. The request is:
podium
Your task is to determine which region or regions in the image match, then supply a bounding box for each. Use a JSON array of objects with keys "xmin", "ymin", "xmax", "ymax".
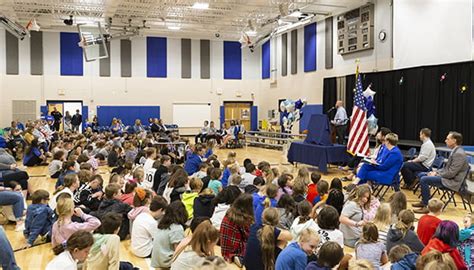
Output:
[
  {"xmin": 304, "ymin": 114, "xmax": 333, "ymax": 146},
  {"xmin": 288, "ymin": 114, "xmax": 348, "ymax": 173}
]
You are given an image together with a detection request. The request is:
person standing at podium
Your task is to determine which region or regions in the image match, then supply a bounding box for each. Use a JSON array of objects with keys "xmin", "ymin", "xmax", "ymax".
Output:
[{"xmin": 331, "ymin": 100, "xmax": 348, "ymax": 145}]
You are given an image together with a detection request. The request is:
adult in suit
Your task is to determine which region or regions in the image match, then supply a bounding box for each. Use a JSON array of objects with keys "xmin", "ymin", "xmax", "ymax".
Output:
[
  {"xmin": 355, "ymin": 133, "xmax": 404, "ymax": 186},
  {"xmin": 413, "ymin": 131, "xmax": 469, "ymax": 214},
  {"xmin": 71, "ymin": 109, "xmax": 82, "ymax": 133}
]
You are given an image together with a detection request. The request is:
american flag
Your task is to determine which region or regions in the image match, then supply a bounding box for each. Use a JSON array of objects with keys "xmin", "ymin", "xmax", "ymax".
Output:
[{"xmin": 347, "ymin": 66, "xmax": 370, "ymax": 156}]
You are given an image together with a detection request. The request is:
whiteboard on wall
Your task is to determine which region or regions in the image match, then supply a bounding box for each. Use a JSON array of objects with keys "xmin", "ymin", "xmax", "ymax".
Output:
[{"xmin": 173, "ymin": 103, "xmax": 211, "ymax": 128}]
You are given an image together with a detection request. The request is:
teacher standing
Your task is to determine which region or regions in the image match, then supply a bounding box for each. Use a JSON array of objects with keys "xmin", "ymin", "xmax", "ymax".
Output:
[{"xmin": 331, "ymin": 100, "xmax": 348, "ymax": 145}]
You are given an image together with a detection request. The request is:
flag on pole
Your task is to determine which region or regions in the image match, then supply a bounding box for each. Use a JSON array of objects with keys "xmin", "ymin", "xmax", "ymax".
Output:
[{"xmin": 347, "ymin": 65, "xmax": 370, "ymax": 156}]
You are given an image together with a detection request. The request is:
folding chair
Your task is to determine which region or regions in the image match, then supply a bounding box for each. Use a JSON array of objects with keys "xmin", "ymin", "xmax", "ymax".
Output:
[
  {"xmin": 372, "ymin": 174, "xmax": 400, "ymax": 200},
  {"xmin": 430, "ymin": 166, "xmax": 471, "ymax": 211},
  {"xmin": 413, "ymin": 155, "xmax": 445, "ymax": 195},
  {"xmin": 404, "ymin": 147, "xmax": 417, "ymax": 161}
]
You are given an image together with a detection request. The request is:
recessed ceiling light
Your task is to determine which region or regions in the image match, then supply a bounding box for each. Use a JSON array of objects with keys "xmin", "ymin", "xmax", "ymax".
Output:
[
  {"xmin": 288, "ymin": 11, "xmax": 303, "ymax": 17},
  {"xmin": 246, "ymin": 31, "xmax": 257, "ymax": 36},
  {"xmin": 192, "ymin": 2, "xmax": 209, "ymax": 9},
  {"xmin": 168, "ymin": 26, "xmax": 181, "ymax": 30}
]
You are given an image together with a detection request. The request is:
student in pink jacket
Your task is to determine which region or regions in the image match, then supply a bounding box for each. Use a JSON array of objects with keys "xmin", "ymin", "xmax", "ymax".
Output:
[{"xmin": 51, "ymin": 195, "xmax": 101, "ymax": 248}]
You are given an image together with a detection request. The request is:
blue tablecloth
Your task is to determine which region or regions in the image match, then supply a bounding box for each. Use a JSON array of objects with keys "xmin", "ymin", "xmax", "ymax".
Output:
[{"xmin": 287, "ymin": 142, "xmax": 349, "ymax": 173}]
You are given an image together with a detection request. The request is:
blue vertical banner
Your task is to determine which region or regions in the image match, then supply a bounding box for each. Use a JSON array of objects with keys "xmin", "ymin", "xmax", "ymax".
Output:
[
  {"xmin": 251, "ymin": 106, "xmax": 258, "ymax": 131},
  {"xmin": 261, "ymin": 40, "xmax": 271, "ymax": 79},
  {"xmin": 60, "ymin": 32, "xmax": 83, "ymax": 76},
  {"xmin": 223, "ymin": 41, "xmax": 242, "ymax": 79},
  {"xmin": 82, "ymin": 106, "xmax": 88, "ymax": 130},
  {"xmin": 304, "ymin": 23, "xmax": 317, "ymax": 72},
  {"xmin": 220, "ymin": 106, "xmax": 225, "ymax": 128},
  {"xmin": 147, "ymin": 37, "xmax": 167, "ymax": 78}
]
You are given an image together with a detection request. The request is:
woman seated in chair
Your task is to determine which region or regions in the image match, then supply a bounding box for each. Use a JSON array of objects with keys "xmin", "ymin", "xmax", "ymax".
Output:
[{"xmin": 354, "ymin": 133, "xmax": 403, "ymax": 186}]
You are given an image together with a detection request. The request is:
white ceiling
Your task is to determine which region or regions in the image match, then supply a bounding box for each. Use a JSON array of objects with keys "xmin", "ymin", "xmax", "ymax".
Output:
[{"xmin": 0, "ymin": 0, "xmax": 370, "ymax": 40}]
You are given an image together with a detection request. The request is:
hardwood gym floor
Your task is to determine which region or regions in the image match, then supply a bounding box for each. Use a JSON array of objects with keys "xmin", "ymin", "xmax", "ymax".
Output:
[{"xmin": 4, "ymin": 147, "xmax": 468, "ymax": 269}]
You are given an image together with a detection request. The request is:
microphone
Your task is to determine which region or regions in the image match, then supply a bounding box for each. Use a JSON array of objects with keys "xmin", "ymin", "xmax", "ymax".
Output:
[{"xmin": 327, "ymin": 107, "xmax": 336, "ymax": 113}]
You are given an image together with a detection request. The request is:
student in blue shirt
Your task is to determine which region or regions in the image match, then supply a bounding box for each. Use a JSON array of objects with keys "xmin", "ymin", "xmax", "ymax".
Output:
[
  {"xmin": 23, "ymin": 138, "xmax": 46, "ymax": 167},
  {"xmin": 275, "ymin": 228, "xmax": 320, "ymax": 270},
  {"xmin": 184, "ymin": 144, "xmax": 205, "ymax": 175}
]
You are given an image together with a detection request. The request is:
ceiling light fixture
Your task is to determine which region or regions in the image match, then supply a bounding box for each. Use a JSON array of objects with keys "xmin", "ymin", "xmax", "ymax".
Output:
[
  {"xmin": 246, "ymin": 30, "xmax": 257, "ymax": 36},
  {"xmin": 168, "ymin": 25, "xmax": 181, "ymax": 30},
  {"xmin": 192, "ymin": 2, "xmax": 209, "ymax": 10}
]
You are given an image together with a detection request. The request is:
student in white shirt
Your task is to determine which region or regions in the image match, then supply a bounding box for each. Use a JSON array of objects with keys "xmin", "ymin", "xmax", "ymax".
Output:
[
  {"xmin": 195, "ymin": 120, "xmax": 210, "ymax": 144},
  {"xmin": 49, "ymin": 174, "xmax": 80, "ymax": 211},
  {"xmin": 143, "ymin": 147, "xmax": 157, "ymax": 173},
  {"xmin": 131, "ymin": 196, "xmax": 168, "ymax": 258},
  {"xmin": 240, "ymin": 163, "xmax": 257, "ymax": 188},
  {"xmin": 46, "ymin": 230, "xmax": 94, "ymax": 270}
]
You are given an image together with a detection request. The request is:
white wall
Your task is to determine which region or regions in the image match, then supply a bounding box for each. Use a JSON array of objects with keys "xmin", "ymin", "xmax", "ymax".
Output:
[
  {"xmin": 2, "ymin": 0, "xmax": 472, "ymax": 130},
  {"xmin": 258, "ymin": 0, "xmax": 394, "ymax": 127},
  {"xmin": 393, "ymin": 0, "xmax": 472, "ymax": 69},
  {"xmin": 0, "ymin": 32, "xmax": 261, "ymax": 129}
]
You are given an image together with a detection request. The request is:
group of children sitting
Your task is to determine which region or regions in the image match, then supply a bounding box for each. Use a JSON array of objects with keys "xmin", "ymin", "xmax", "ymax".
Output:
[{"xmin": 2, "ymin": 124, "xmax": 473, "ymax": 270}]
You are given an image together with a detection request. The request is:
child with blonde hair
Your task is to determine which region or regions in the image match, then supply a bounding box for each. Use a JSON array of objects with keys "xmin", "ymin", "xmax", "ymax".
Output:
[{"xmin": 51, "ymin": 196, "xmax": 101, "ymax": 248}]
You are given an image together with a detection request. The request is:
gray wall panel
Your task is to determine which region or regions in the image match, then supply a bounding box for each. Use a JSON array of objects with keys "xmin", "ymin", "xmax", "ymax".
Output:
[
  {"xmin": 325, "ymin": 17, "xmax": 334, "ymax": 69},
  {"xmin": 100, "ymin": 41, "xmax": 111, "ymax": 77},
  {"xmin": 181, "ymin": 38, "xmax": 192, "ymax": 78},
  {"xmin": 291, "ymin": 30, "xmax": 297, "ymax": 75},
  {"xmin": 200, "ymin": 39, "xmax": 210, "ymax": 79},
  {"xmin": 281, "ymin": 33, "xmax": 287, "ymax": 77},
  {"xmin": 5, "ymin": 31, "xmax": 19, "ymax": 75},
  {"xmin": 120, "ymin": 39, "xmax": 131, "ymax": 77},
  {"xmin": 30, "ymin": 31, "xmax": 43, "ymax": 75}
]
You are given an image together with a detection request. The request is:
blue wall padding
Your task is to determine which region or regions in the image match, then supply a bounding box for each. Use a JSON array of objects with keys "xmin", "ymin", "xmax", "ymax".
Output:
[
  {"xmin": 82, "ymin": 106, "xmax": 88, "ymax": 128},
  {"xmin": 304, "ymin": 23, "xmax": 317, "ymax": 72},
  {"xmin": 60, "ymin": 32, "xmax": 83, "ymax": 76},
  {"xmin": 96, "ymin": 106, "xmax": 160, "ymax": 126},
  {"xmin": 223, "ymin": 41, "xmax": 242, "ymax": 79},
  {"xmin": 251, "ymin": 106, "xmax": 258, "ymax": 131},
  {"xmin": 147, "ymin": 37, "xmax": 167, "ymax": 78},
  {"xmin": 40, "ymin": 106, "xmax": 48, "ymax": 118},
  {"xmin": 299, "ymin": 104, "xmax": 323, "ymax": 132},
  {"xmin": 261, "ymin": 40, "xmax": 270, "ymax": 79},
  {"xmin": 220, "ymin": 106, "xmax": 225, "ymax": 128}
]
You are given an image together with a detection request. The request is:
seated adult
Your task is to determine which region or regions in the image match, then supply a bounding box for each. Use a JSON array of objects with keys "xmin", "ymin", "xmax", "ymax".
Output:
[
  {"xmin": 195, "ymin": 120, "xmax": 209, "ymax": 144},
  {"xmin": 413, "ymin": 131, "xmax": 469, "ymax": 214},
  {"xmin": 133, "ymin": 119, "xmax": 145, "ymax": 133},
  {"xmin": 400, "ymin": 128, "xmax": 436, "ymax": 189},
  {"xmin": 205, "ymin": 121, "xmax": 221, "ymax": 144},
  {"xmin": 150, "ymin": 118, "xmax": 160, "ymax": 133},
  {"xmin": 355, "ymin": 133, "xmax": 403, "ymax": 186}
]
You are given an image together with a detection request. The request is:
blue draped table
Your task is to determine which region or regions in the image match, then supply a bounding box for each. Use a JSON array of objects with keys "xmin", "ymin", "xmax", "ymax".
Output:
[{"xmin": 287, "ymin": 142, "xmax": 350, "ymax": 173}]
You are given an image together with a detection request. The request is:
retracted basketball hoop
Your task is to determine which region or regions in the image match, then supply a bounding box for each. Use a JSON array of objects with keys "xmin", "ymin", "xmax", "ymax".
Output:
[{"xmin": 77, "ymin": 22, "xmax": 109, "ymax": 62}]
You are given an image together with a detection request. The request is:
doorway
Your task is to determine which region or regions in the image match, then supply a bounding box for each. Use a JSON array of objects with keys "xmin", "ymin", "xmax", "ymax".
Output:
[
  {"xmin": 46, "ymin": 100, "xmax": 83, "ymax": 132},
  {"xmin": 223, "ymin": 101, "xmax": 253, "ymax": 131}
]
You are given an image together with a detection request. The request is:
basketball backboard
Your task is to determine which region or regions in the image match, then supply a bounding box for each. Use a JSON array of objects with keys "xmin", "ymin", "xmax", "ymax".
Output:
[{"xmin": 77, "ymin": 22, "xmax": 108, "ymax": 62}]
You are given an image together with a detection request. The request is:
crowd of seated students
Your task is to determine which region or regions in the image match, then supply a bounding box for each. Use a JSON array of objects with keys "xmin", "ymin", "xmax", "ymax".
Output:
[{"xmin": 1, "ymin": 118, "xmax": 473, "ymax": 270}]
